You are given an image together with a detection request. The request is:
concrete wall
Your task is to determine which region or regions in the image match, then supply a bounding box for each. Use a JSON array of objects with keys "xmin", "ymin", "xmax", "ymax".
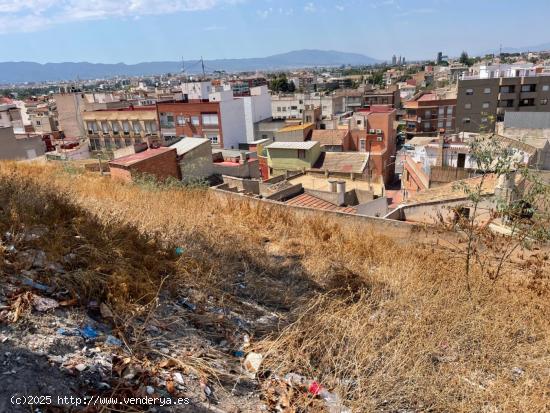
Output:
[
  {"xmin": 179, "ymin": 141, "xmax": 213, "ymax": 183},
  {"xmin": 210, "ymin": 185, "xmax": 418, "ymax": 241},
  {"xmin": 54, "ymin": 93, "xmax": 86, "ymax": 139},
  {"xmin": 222, "ymin": 175, "xmax": 261, "ymax": 194},
  {"xmin": 400, "ymin": 196, "xmax": 496, "ymax": 224},
  {"xmin": 212, "ymin": 159, "xmax": 261, "ymax": 179},
  {"xmin": 0, "ymin": 127, "xmax": 45, "ymax": 160},
  {"xmin": 357, "ymin": 197, "xmax": 389, "ymax": 217},
  {"xmin": 264, "ymin": 184, "xmax": 303, "ymax": 201},
  {"xmin": 243, "ymin": 86, "xmax": 272, "ymax": 143},
  {"xmin": 220, "ymin": 98, "xmax": 246, "ymax": 150}
]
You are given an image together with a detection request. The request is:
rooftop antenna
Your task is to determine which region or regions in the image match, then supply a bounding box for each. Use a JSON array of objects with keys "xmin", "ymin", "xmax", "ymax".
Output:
[
  {"xmin": 181, "ymin": 56, "xmax": 185, "ymax": 74},
  {"xmin": 201, "ymin": 56, "xmax": 206, "ymax": 79}
]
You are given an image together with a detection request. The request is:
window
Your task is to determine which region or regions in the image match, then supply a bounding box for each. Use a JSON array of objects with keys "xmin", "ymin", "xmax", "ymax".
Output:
[
  {"xmin": 36, "ymin": 120, "xmax": 41, "ymax": 126},
  {"xmin": 438, "ymin": 120, "xmax": 444, "ymax": 128},
  {"xmin": 482, "ymin": 102, "xmax": 489, "ymax": 109},
  {"xmin": 521, "ymin": 84, "xmax": 536, "ymax": 93},
  {"xmin": 357, "ymin": 120, "xmax": 362, "ymax": 125},
  {"xmin": 277, "ymin": 107, "xmax": 281, "ymax": 112},
  {"xmin": 463, "ymin": 118, "xmax": 471, "ymax": 124},
  {"xmin": 423, "ymin": 122, "xmax": 431, "ymax": 130},
  {"xmin": 122, "ymin": 121, "xmax": 130, "ymax": 133},
  {"xmin": 133, "ymin": 121, "xmax": 141, "ymax": 133},
  {"xmin": 465, "ymin": 88, "xmax": 473, "ymax": 95},
  {"xmin": 191, "ymin": 116, "xmax": 200, "ymax": 125},
  {"xmin": 425, "ymin": 110, "xmax": 431, "ymax": 118},
  {"xmin": 359, "ymin": 139, "xmax": 366, "ymax": 152},
  {"xmin": 297, "ymin": 149, "xmax": 306, "ymax": 159},
  {"xmin": 484, "ymin": 87, "xmax": 491, "ymax": 94},
  {"xmin": 112, "ymin": 122, "xmax": 120, "ymax": 133},
  {"xmin": 464, "ymin": 103, "xmax": 471, "ymax": 109},
  {"xmin": 124, "ymin": 138, "xmax": 132, "ymax": 146},
  {"xmin": 446, "ymin": 120, "xmax": 452, "ymax": 128},
  {"xmin": 543, "ymin": 85, "xmax": 550, "ymax": 92},
  {"xmin": 500, "ymin": 85, "xmax": 515, "ymax": 93},
  {"xmin": 541, "ymin": 98, "xmax": 548, "ymax": 105},
  {"xmin": 209, "ymin": 135, "xmax": 219, "ymax": 145},
  {"xmin": 438, "ymin": 107, "xmax": 444, "ymax": 115},
  {"xmin": 177, "ymin": 115, "xmax": 185, "ymax": 126},
  {"xmin": 101, "ymin": 121, "xmax": 109, "ymax": 133},
  {"xmin": 290, "ymin": 106, "xmax": 298, "ymax": 110},
  {"xmin": 447, "ymin": 106, "xmax": 453, "ymax": 115},
  {"xmin": 481, "ymin": 117, "xmax": 488, "ymax": 123},
  {"xmin": 520, "ymin": 98, "xmax": 535, "ymax": 107},
  {"xmin": 202, "ymin": 114, "xmax": 219, "ymax": 126},
  {"xmin": 282, "ymin": 107, "xmax": 287, "ymax": 112}
]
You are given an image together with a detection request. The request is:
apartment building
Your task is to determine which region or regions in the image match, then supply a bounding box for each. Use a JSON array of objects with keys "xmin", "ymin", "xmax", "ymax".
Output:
[
  {"xmin": 403, "ymin": 90, "xmax": 457, "ymax": 137},
  {"xmin": 83, "ymin": 106, "xmax": 159, "ymax": 151},
  {"xmin": 457, "ymin": 64, "xmax": 550, "ymax": 133},
  {"xmin": 271, "ymin": 93, "xmax": 345, "ymax": 121},
  {"xmin": 157, "ymin": 82, "xmax": 270, "ymax": 149},
  {"xmin": 28, "ymin": 105, "xmax": 58, "ymax": 134},
  {"xmin": 364, "ymin": 88, "xmax": 401, "ymax": 108}
]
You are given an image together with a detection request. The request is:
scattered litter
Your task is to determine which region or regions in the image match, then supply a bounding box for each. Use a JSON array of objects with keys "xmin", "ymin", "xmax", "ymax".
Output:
[
  {"xmin": 57, "ymin": 327, "xmax": 80, "ymax": 337},
  {"xmin": 31, "ymin": 295, "xmax": 59, "ymax": 312},
  {"xmin": 243, "ymin": 352, "xmax": 263, "ymax": 377},
  {"xmin": 175, "ymin": 247, "xmax": 185, "ymax": 256},
  {"xmin": 22, "ymin": 277, "xmax": 50, "ymax": 292},
  {"xmin": 285, "ymin": 373, "xmax": 351, "ymax": 413},
  {"xmin": 234, "ymin": 350, "xmax": 245, "ymax": 358},
  {"xmin": 511, "ymin": 367, "xmax": 525, "ymax": 378},
  {"xmin": 105, "ymin": 335, "xmax": 122, "ymax": 347},
  {"xmin": 100, "ymin": 302, "xmax": 114, "ymax": 319},
  {"xmin": 75, "ymin": 363, "xmax": 87, "ymax": 372},
  {"xmin": 146, "ymin": 386, "xmax": 155, "ymax": 395},
  {"xmin": 179, "ymin": 298, "xmax": 196, "ymax": 312},
  {"xmin": 79, "ymin": 325, "xmax": 99, "ymax": 340},
  {"xmin": 173, "ymin": 372, "xmax": 184, "ymax": 385}
]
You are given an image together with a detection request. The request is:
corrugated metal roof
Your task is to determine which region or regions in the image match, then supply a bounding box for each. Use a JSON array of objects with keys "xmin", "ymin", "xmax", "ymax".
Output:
[
  {"xmin": 109, "ymin": 147, "xmax": 175, "ymax": 167},
  {"xmin": 170, "ymin": 137, "xmax": 209, "ymax": 156},
  {"xmin": 266, "ymin": 141, "xmax": 319, "ymax": 150}
]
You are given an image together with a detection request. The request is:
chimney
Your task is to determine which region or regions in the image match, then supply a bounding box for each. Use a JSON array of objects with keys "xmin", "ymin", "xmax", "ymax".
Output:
[
  {"xmin": 435, "ymin": 128, "xmax": 445, "ymax": 167},
  {"xmin": 336, "ymin": 180, "xmax": 346, "ymax": 206},
  {"xmin": 328, "ymin": 179, "xmax": 338, "ymax": 193}
]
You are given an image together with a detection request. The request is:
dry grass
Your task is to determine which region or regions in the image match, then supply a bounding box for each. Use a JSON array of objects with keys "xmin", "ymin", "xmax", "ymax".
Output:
[{"xmin": 1, "ymin": 160, "xmax": 549, "ymax": 412}]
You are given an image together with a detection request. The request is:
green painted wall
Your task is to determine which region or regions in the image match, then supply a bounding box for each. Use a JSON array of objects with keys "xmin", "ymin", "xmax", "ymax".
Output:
[{"xmin": 266, "ymin": 143, "xmax": 321, "ymax": 176}]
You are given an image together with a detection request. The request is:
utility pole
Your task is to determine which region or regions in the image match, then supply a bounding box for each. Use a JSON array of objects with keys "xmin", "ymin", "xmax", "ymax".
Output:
[{"xmin": 201, "ymin": 56, "xmax": 206, "ymax": 79}]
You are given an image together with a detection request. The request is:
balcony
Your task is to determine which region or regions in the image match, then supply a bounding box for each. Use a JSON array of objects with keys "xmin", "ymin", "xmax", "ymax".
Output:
[{"xmin": 160, "ymin": 122, "xmax": 175, "ymax": 129}]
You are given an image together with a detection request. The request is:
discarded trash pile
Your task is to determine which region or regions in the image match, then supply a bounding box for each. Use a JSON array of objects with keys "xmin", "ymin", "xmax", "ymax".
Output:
[{"xmin": 1, "ymin": 162, "xmax": 549, "ymax": 413}]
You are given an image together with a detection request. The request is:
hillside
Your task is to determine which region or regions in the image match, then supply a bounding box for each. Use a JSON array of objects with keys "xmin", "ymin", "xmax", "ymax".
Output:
[
  {"xmin": 0, "ymin": 50, "xmax": 379, "ymax": 84},
  {"xmin": 0, "ymin": 161, "xmax": 549, "ymax": 412}
]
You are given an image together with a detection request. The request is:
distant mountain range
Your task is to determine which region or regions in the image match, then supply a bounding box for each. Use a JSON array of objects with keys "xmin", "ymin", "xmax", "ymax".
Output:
[
  {"xmin": 0, "ymin": 50, "xmax": 380, "ymax": 84},
  {"xmin": 481, "ymin": 42, "xmax": 550, "ymax": 55}
]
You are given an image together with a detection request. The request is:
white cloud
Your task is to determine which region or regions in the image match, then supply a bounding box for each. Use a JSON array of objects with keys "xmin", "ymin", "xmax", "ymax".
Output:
[
  {"xmin": 335, "ymin": 5, "xmax": 344, "ymax": 11},
  {"xmin": 304, "ymin": 2, "xmax": 316, "ymax": 13},
  {"xmin": 257, "ymin": 7, "xmax": 273, "ymax": 19},
  {"xmin": 0, "ymin": 0, "xmax": 240, "ymax": 34}
]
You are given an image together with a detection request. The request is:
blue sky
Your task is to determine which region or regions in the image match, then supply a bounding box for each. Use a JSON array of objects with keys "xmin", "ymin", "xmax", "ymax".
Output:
[{"xmin": 1, "ymin": 0, "xmax": 550, "ymax": 64}]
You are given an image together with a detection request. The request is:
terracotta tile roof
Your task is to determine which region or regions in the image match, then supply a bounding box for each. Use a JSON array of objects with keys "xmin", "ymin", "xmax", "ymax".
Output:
[
  {"xmin": 312, "ymin": 152, "xmax": 369, "ymax": 174},
  {"xmin": 311, "ymin": 129, "xmax": 349, "ymax": 146},
  {"xmin": 286, "ymin": 193, "xmax": 356, "ymax": 214}
]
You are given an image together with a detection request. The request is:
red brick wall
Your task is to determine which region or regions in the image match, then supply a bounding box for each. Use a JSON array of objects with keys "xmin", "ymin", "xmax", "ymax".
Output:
[
  {"xmin": 110, "ymin": 149, "xmax": 180, "ymax": 183},
  {"xmin": 110, "ymin": 166, "xmax": 132, "ymax": 182},
  {"xmin": 130, "ymin": 149, "xmax": 180, "ymax": 181}
]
